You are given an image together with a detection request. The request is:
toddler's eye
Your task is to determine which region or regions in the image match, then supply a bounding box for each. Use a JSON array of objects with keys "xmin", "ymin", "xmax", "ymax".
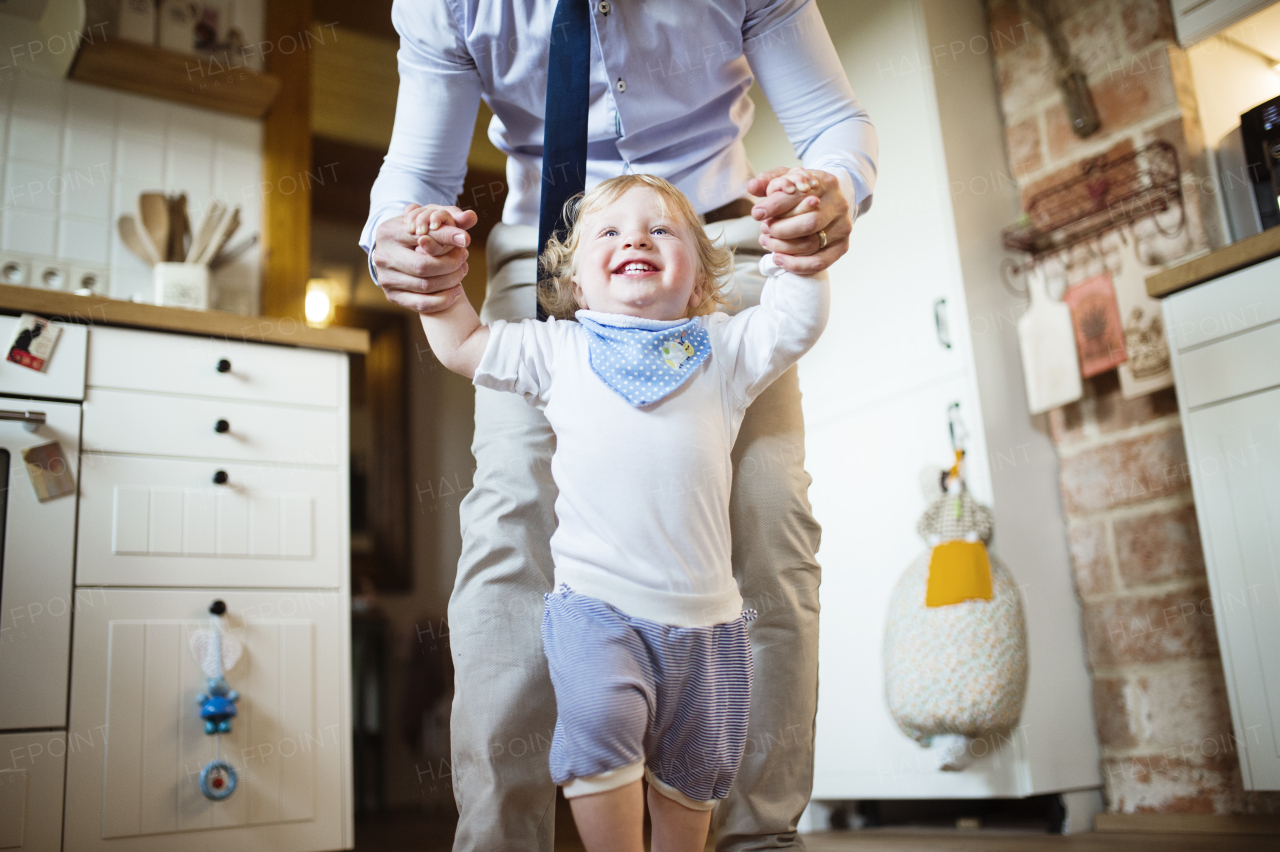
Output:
[
  {"xmin": 652, "ymin": 227, "xmax": 669, "ymax": 235},
  {"xmin": 603, "ymin": 228, "xmax": 618, "ymax": 237}
]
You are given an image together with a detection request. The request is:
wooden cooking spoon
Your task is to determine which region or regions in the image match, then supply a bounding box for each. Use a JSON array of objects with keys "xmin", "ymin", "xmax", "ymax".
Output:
[
  {"xmin": 138, "ymin": 192, "xmax": 170, "ymax": 263},
  {"xmin": 118, "ymin": 215, "xmax": 161, "ymax": 266}
]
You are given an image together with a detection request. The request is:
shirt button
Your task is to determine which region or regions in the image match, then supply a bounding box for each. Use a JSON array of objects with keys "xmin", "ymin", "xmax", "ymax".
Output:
[
  {"xmin": 598, "ymin": 0, "xmax": 610, "ymax": 13},
  {"xmin": 616, "ymin": 78, "xmax": 626, "ymax": 92}
]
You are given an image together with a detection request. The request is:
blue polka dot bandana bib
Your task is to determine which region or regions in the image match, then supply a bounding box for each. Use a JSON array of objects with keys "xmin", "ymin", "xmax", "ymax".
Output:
[{"xmin": 575, "ymin": 310, "xmax": 711, "ymax": 407}]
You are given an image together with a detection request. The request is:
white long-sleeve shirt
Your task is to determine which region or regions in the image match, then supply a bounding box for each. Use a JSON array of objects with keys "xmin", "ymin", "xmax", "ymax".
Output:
[
  {"xmin": 472, "ymin": 254, "xmax": 829, "ymax": 627},
  {"xmin": 361, "ymin": 0, "xmax": 878, "ymax": 260}
]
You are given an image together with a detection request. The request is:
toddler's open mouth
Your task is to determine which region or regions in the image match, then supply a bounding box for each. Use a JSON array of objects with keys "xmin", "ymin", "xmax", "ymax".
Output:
[{"xmin": 613, "ymin": 260, "xmax": 660, "ymax": 276}]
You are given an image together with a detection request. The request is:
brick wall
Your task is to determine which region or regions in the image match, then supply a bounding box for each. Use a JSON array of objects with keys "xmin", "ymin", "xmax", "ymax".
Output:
[{"xmin": 985, "ymin": 0, "xmax": 1279, "ymax": 815}]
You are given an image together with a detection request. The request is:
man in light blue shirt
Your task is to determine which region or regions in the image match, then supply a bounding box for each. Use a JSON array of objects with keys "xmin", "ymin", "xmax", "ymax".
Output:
[{"xmin": 362, "ymin": 2, "xmax": 877, "ymax": 849}]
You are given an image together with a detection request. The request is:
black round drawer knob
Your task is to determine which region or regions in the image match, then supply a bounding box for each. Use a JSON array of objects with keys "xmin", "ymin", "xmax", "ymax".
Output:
[
  {"xmin": 210, "ymin": 600, "xmax": 227, "ymax": 616},
  {"xmin": 213, "ymin": 470, "xmax": 229, "ymax": 485},
  {"xmin": 215, "ymin": 419, "xmax": 230, "ymax": 433},
  {"xmin": 217, "ymin": 359, "xmax": 231, "ymax": 373}
]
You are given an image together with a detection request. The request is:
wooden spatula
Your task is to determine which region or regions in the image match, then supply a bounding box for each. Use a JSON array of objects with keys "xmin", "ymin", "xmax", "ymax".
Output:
[
  {"xmin": 118, "ymin": 215, "xmax": 161, "ymax": 266},
  {"xmin": 199, "ymin": 206, "xmax": 240, "ymax": 266},
  {"xmin": 138, "ymin": 192, "xmax": 170, "ymax": 263},
  {"xmin": 187, "ymin": 200, "xmax": 226, "ymax": 263},
  {"xmin": 168, "ymin": 193, "xmax": 189, "ymax": 263}
]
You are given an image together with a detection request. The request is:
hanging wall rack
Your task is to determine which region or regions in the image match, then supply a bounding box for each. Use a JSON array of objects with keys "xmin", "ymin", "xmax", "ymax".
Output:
[{"xmin": 1000, "ymin": 141, "xmax": 1184, "ymax": 287}]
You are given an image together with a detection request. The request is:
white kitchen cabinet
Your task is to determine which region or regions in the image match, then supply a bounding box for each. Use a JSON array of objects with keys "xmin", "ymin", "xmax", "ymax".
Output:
[
  {"xmin": 63, "ymin": 589, "xmax": 350, "ymax": 851},
  {"xmin": 2, "ymin": 293, "xmax": 361, "ymax": 852},
  {"xmin": 61, "ymin": 325, "xmax": 353, "ymax": 851},
  {"xmin": 76, "ymin": 329, "xmax": 350, "ymax": 590},
  {"xmin": 796, "ymin": 0, "xmax": 1100, "ymax": 806},
  {"xmin": 1164, "ymin": 253, "xmax": 1280, "ymax": 790},
  {"xmin": 1171, "ymin": 0, "xmax": 1274, "ymax": 46},
  {"xmin": 0, "ymin": 731, "xmax": 67, "ymax": 852}
]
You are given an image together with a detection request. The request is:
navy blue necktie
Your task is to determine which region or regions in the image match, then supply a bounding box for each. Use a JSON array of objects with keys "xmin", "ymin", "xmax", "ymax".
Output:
[{"xmin": 536, "ymin": 0, "xmax": 591, "ymax": 322}]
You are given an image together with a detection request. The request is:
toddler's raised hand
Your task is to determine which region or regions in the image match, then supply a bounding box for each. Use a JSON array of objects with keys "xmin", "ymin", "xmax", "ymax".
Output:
[{"xmin": 403, "ymin": 204, "xmax": 472, "ymax": 255}]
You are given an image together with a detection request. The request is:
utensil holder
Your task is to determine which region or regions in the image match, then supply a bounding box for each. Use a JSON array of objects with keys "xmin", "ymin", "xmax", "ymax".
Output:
[{"xmin": 154, "ymin": 262, "xmax": 209, "ymax": 310}]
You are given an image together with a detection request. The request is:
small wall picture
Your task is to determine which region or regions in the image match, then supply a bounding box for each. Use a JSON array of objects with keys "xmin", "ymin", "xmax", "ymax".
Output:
[
  {"xmin": 117, "ymin": 0, "xmax": 158, "ymax": 45},
  {"xmin": 157, "ymin": 0, "xmax": 237, "ymax": 54}
]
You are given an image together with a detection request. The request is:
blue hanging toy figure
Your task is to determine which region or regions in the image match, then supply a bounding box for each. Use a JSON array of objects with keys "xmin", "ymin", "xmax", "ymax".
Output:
[
  {"xmin": 189, "ymin": 600, "xmax": 244, "ymax": 800},
  {"xmin": 197, "ymin": 673, "xmax": 240, "ymax": 734},
  {"xmin": 192, "ymin": 604, "xmax": 242, "ymax": 732}
]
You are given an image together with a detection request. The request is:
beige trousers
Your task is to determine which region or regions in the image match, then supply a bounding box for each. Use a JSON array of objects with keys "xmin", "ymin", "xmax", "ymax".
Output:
[{"xmin": 449, "ymin": 216, "xmax": 822, "ymax": 852}]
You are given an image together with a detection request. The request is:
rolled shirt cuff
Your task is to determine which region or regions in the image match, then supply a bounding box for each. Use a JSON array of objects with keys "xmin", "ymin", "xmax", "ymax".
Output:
[
  {"xmin": 562, "ymin": 761, "xmax": 645, "ymax": 799},
  {"xmin": 644, "ymin": 767, "xmax": 718, "ymax": 811}
]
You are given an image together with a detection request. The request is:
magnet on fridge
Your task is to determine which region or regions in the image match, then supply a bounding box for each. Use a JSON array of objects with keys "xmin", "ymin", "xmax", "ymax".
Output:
[
  {"xmin": 22, "ymin": 441, "xmax": 76, "ymax": 502},
  {"xmin": 5, "ymin": 313, "xmax": 62, "ymax": 372}
]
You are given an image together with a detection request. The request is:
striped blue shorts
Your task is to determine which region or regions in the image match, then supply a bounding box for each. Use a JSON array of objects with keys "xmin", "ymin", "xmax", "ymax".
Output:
[{"xmin": 540, "ymin": 584, "xmax": 754, "ymax": 809}]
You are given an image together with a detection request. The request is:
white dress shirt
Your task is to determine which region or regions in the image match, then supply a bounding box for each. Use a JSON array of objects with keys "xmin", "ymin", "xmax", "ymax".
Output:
[
  {"xmin": 361, "ymin": 0, "xmax": 878, "ymax": 260},
  {"xmin": 471, "ymin": 254, "xmax": 830, "ymax": 627}
]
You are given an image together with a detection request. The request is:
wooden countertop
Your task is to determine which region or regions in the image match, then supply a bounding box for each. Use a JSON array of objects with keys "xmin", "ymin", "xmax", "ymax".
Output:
[
  {"xmin": 1146, "ymin": 226, "xmax": 1280, "ymax": 298},
  {"xmin": 0, "ymin": 284, "xmax": 369, "ymax": 354}
]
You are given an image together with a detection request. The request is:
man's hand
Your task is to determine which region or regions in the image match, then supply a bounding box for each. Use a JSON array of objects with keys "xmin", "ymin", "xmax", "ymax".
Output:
[
  {"xmin": 371, "ymin": 203, "xmax": 478, "ymax": 313},
  {"xmin": 746, "ymin": 166, "xmax": 851, "ymax": 274}
]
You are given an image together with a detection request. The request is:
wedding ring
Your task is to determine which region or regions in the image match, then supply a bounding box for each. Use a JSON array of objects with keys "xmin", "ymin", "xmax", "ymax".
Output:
[{"xmin": 817, "ymin": 229, "xmax": 827, "ymax": 251}]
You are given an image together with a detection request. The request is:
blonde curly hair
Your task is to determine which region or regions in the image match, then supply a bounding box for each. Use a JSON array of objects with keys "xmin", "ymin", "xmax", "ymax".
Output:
[{"xmin": 537, "ymin": 174, "xmax": 738, "ymax": 321}]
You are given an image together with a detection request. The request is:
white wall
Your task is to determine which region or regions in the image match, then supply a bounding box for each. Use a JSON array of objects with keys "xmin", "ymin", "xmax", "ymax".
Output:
[
  {"xmin": 1186, "ymin": 31, "xmax": 1280, "ymax": 149},
  {"xmin": 1183, "ymin": 1, "xmax": 1280, "ymax": 151},
  {"xmin": 0, "ymin": 74, "xmax": 262, "ymax": 312}
]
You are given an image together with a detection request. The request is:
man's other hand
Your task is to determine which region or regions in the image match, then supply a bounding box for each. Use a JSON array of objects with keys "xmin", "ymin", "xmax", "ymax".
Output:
[
  {"xmin": 371, "ymin": 204, "xmax": 478, "ymax": 313},
  {"xmin": 747, "ymin": 166, "xmax": 851, "ymax": 275}
]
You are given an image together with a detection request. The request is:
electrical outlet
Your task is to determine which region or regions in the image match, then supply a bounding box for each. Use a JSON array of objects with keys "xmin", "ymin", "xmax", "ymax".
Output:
[
  {"xmin": 70, "ymin": 265, "xmax": 109, "ymax": 295},
  {"xmin": 36, "ymin": 261, "xmax": 71, "ymax": 291},
  {"xmin": 0, "ymin": 253, "xmax": 33, "ymax": 287}
]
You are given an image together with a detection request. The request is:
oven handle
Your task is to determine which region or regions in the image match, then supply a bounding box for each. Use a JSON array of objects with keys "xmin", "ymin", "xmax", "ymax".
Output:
[{"xmin": 0, "ymin": 409, "xmax": 46, "ymax": 432}]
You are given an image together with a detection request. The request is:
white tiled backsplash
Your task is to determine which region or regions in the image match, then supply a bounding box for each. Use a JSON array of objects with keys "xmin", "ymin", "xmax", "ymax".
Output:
[{"xmin": 0, "ymin": 74, "xmax": 262, "ymax": 313}]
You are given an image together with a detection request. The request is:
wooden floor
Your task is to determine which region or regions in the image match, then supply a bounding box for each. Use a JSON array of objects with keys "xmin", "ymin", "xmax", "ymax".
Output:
[
  {"xmin": 353, "ymin": 808, "xmax": 1274, "ymax": 852},
  {"xmin": 805, "ymin": 828, "xmax": 1277, "ymax": 851}
]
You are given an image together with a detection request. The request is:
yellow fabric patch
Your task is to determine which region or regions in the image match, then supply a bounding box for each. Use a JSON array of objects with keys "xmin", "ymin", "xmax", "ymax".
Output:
[{"xmin": 926, "ymin": 541, "xmax": 993, "ymax": 607}]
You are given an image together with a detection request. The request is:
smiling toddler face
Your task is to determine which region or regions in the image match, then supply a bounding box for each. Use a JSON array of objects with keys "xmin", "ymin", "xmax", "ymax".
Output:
[{"xmin": 570, "ymin": 186, "xmax": 703, "ymax": 321}]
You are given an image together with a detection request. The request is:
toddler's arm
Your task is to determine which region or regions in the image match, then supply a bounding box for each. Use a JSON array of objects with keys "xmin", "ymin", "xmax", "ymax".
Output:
[
  {"xmin": 410, "ymin": 208, "xmax": 490, "ymax": 379},
  {"xmin": 715, "ymin": 254, "xmax": 830, "ymax": 408}
]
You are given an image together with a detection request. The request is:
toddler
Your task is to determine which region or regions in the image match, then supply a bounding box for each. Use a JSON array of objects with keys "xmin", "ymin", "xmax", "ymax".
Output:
[{"xmin": 412, "ymin": 174, "xmax": 829, "ymax": 852}]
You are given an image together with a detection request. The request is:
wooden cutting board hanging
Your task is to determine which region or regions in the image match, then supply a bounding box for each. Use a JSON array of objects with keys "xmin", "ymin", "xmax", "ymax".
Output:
[
  {"xmin": 1064, "ymin": 271, "xmax": 1127, "ymax": 378},
  {"xmin": 1109, "ymin": 231, "xmax": 1174, "ymax": 398},
  {"xmin": 1017, "ymin": 264, "xmax": 1083, "ymax": 415}
]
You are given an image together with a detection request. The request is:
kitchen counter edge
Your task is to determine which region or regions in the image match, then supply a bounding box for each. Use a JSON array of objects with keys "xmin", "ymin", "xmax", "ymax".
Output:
[
  {"xmin": 1146, "ymin": 227, "xmax": 1280, "ymax": 299},
  {"xmin": 0, "ymin": 283, "xmax": 370, "ymax": 354}
]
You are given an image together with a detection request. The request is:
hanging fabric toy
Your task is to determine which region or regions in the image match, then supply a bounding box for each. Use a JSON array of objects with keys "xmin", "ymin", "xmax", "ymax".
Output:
[
  {"xmin": 882, "ymin": 449, "xmax": 1029, "ymax": 771},
  {"xmin": 189, "ymin": 600, "xmax": 243, "ymax": 800}
]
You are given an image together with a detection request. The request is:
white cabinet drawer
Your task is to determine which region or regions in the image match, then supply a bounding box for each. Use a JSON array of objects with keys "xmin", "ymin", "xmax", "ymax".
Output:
[
  {"xmin": 0, "ymin": 316, "xmax": 86, "ymax": 401},
  {"xmin": 84, "ymin": 389, "xmax": 341, "ymax": 466},
  {"xmin": 77, "ymin": 454, "xmax": 343, "ymax": 589},
  {"xmin": 88, "ymin": 326, "xmax": 340, "ymax": 408},
  {"xmin": 1164, "ymin": 253, "xmax": 1280, "ymax": 351},
  {"xmin": 0, "ymin": 731, "xmax": 67, "ymax": 852},
  {"xmin": 63, "ymin": 589, "xmax": 351, "ymax": 852},
  {"xmin": 1178, "ymin": 320, "xmax": 1280, "ymax": 409}
]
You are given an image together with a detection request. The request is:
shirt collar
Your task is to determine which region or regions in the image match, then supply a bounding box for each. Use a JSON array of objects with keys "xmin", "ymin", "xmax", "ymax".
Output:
[{"xmin": 575, "ymin": 309, "xmax": 693, "ymax": 331}]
